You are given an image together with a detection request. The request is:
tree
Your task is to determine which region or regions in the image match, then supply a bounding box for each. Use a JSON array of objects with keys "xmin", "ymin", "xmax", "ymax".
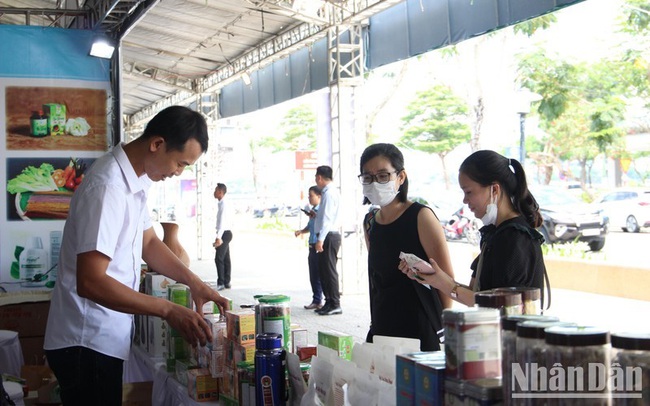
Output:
[
  {"xmin": 399, "ymin": 85, "xmax": 471, "ymax": 190},
  {"xmin": 259, "ymin": 104, "xmax": 317, "ymax": 152}
]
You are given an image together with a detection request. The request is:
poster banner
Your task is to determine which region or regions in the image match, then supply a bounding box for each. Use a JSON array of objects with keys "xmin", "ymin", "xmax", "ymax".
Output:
[{"xmin": 0, "ymin": 26, "xmax": 111, "ymax": 292}]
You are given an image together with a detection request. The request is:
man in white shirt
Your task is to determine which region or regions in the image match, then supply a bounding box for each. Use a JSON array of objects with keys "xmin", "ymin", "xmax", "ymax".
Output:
[
  {"xmin": 313, "ymin": 165, "xmax": 343, "ymax": 316},
  {"xmin": 44, "ymin": 106, "xmax": 230, "ymax": 406},
  {"xmin": 213, "ymin": 183, "xmax": 233, "ymax": 290}
]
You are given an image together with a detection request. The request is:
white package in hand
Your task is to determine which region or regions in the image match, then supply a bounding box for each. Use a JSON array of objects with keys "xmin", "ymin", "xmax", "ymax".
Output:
[{"xmin": 399, "ymin": 251, "xmax": 435, "ymax": 278}]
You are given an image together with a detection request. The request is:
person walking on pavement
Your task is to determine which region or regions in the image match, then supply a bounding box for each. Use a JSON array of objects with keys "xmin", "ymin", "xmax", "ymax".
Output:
[
  {"xmin": 294, "ymin": 185, "xmax": 324, "ymax": 310},
  {"xmin": 313, "ymin": 165, "xmax": 343, "ymax": 316},
  {"xmin": 214, "ymin": 183, "xmax": 233, "ymax": 291}
]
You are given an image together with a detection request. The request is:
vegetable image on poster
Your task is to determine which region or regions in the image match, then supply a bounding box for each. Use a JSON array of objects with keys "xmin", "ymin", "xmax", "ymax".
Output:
[{"xmin": 6, "ymin": 157, "xmax": 95, "ymax": 221}]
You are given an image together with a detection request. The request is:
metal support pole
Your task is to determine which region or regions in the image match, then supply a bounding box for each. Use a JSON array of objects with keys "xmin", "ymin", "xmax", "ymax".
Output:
[{"xmin": 519, "ymin": 112, "xmax": 526, "ymax": 165}]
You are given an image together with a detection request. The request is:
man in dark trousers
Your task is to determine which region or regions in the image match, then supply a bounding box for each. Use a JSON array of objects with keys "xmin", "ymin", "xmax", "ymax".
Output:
[
  {"xmin": 214, "ymin": 183, "xmax": 233, "ymax": 290},
  {"xmin": 313, "ymin": 165, "xmax": 342, "ymax": 315}
]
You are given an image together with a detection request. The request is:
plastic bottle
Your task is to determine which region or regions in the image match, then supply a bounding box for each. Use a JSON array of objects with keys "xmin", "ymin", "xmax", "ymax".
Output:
[{"xmin": 19, "ymin": 236, "xmax": 49, "ymax": 287}]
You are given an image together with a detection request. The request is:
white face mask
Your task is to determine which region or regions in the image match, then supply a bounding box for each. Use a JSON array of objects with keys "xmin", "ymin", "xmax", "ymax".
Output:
[
  {"xmin": 481, "ymin": 186, "xmax": 498, "ymax": 226},
  {"xmin": 363, "ymin": 182, "xmax": 399, "ymax": 207}
]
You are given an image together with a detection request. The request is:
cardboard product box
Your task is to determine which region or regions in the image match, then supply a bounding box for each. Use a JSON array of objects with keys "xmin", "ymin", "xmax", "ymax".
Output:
[
  {"xmin": 225, "ymin": 309, "xmax": 256, "ymax": 346},
  {"xmin": 296, "ymin": 345, "xmax": 317, "ymax": 362},
  {"xmin": 218, "ymin": 365, "xmax": 237, "ymax": 400},
  {"xmin": 42, "ymin": 103, "xmax": 66, "ymax": 136},
  {"xmin": 147, "ymin": 315, "xmax": 169, "ymax": 358},
  {"xmin": 174, "ymin": 358, "xmax": 198, "ymax": 386},
  {"xmin": 291, "ymin": 326, "xmax": 308, "ymax": 353},
  {"xmin": 317, "ymin": 330, "xmax": 354, "ymax": 361},
  {"xmin": 225, "ymin": 338, "xmax": 256, "ymax": 370},
  {"xmin": 204, "ymin": 314, "xmax": 227, "ymax": 350},
  {"xmin": 167, "ymin": 283, "xmax": 192, "ymax": 308},
  {"xmin": 414, "ymin": 358, "xmax": 446, "ymax": 406},
  {"xmin": 188, "ymin": 368, "xmax": 219, "ymax": 403},
  {"xmin": 0, "ymin": 296, "xmax": 51, "ymax": 365},
  {"xmin": 396, "ymin": 351, "xmax": 444, "ymax": 406},
  {"xmin": 0, "ymin": 299, "xmax": 50, "ymax": 337},
  {"xmin": 122, "ymin": 381, "xmax": 153, "ymax": 406},
  {"xmin": 167, "ymin": 336, "xmax": 192, "ymax": 372},
  {"xmin": 144, "ymin": 272, "xmax": 175, "ymax": 298}
]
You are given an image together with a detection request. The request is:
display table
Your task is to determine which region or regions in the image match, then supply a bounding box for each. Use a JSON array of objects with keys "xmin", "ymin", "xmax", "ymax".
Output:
[
  {"xmin": 124, "ymin": 345, "xmax": 219, "ymax": 406},
  {"xmin": 0, "ymin": 330, "xmax": 23, "ymax": 376}
]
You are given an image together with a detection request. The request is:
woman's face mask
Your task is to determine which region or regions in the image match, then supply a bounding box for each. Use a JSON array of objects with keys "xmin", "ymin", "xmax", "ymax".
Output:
[
  {"xmin": 481, "ymin": 185, "xmax": 498, "ymax": 226},
  {"xmin": 363, "ymin": 182, "xmax": 399, "ymax": 207}
]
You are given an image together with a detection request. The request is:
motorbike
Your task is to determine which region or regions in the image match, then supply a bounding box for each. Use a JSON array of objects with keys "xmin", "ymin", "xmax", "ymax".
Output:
[{"xmin": 442, "ymin": 205, "xmax": 482, "ymax": 245}]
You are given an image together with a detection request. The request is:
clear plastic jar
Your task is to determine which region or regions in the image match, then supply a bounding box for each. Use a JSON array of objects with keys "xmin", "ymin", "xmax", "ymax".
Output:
[
  {"xmin": 610, "ymin": 332, "xmax": 650, "ymax": 405},
  {"xmin": 501, "ymin": 315, "xmax": 559, "ymax": 405},
  {"xmin": 544, "ymin": 326, "xmax": 611, "ymax": 406},
  {"xmin": 494, "ymin": 287, "xmax": 541, "ymax": 315},
  {"xmin": 476, "ymin": 290, "xmax": 523, "ymax": 317},
  {"xmin": 257, "ymin": 294, "xmax": 292, "ymax": 351}
]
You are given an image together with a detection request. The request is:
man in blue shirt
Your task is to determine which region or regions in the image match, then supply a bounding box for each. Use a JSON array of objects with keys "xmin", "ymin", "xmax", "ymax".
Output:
[
  {"xmin": 294, "ymin": 185, "xmax": 323, "ymax": 309},
  {"xmin": 313, "ymin": 166, "xmax": 342, "ymax": 315}
]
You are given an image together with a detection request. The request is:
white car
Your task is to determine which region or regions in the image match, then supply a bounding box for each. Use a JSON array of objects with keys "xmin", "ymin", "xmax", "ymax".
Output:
[{"xmin": 596, "ymin": 189, "xmax": 650, "ymax": 233}]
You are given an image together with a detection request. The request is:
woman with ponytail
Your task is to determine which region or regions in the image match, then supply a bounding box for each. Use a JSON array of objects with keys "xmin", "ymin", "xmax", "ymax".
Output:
[{"xmin": 399, "ymin": 150, "xmax": 548, "ymax": 307}]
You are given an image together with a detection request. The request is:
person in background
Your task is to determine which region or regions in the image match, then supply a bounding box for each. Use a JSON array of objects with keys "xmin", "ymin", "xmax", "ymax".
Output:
[
  {"xmin": 361, "ymin": 143, "xmax": 454, "ymax": 350},
  {"xmin": 44, "ymin": 106, "xmax": 230, "ymax": 406},
  {"xmin": 400, "ymin": 150, "xmax": 548, "ymax": 307},
  {"xmin": 214, "ymin": 183, "xmax": 233, "ymax": 291},
  {"xmin": 313, "ymin": 165, "xmax": 343, "ymax": 316},
  {"xmin": 294, "ymin": 185, "xmax": 324, "ymax": 310}
]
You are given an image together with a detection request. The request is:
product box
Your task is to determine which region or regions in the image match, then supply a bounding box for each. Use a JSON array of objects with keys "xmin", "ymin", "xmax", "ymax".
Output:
[
  {"xmin": 396, "ymin": 351, "xmax": 444, "ymax": 405},
  {"xmin": 167, "ymin": 336, "xmax": 192, "ymax": 372},
  {"xmin": 167, "ymin": 283, "xmax": 192, "ymax": 308},
  {"xmin": 414, "ymin": 358, "xmax": 446, "ymax": 406},
  {"xmin": 225, "ymin": 338, "xmax": 256, "ymax": 369},
  {"xmin": 225, "ymin": 309, "xmax": 256, "ymax": 346},
  {"xmin": 291, "ymin": 326, "xmax": 308, "ymax": 353},
  {"xmin": 42, "ymin": 103, "xmax": 66, "ymax": 136},
  {"xmin": 317, "ymin": 330, "xmax": 354, "ymax": 361},
  {"xmin": 144, "ymin": 272, "xmax": 175, "ymax": 298},
  {"xmin": 204, "ymin": 314, "xmax": 227, "ymax": 349},
  {"xmin": 219, "ymin": 366, "xmax": 237, "ymax": 400},
  {"xmin": 0, "ymin": 294, "xmax": 51, "ymax": 365},
  {"xmin": 187, "ymin": 368, "xmax": 219, "ymax": 402},
  {"xmin": 147, "ymin": 316, "xmax": 169, "ymax": 358},
  {"xmin": 296, "ymin": 345, "xmax": 317, "ymax": 362},
  {"xmin": 175, "ymin": 358, "xmax": 198, "ymax": 386}
]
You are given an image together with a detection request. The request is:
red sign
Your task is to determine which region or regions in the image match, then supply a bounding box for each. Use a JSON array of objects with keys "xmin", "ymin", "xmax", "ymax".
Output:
[{"xmin": 295, "ymin": 151, "xmax": 318, "ymax": 170}]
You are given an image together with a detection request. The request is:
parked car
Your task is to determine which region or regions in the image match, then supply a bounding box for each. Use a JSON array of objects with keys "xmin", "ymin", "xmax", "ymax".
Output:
[
  {"xmin": 253, "ymin": 204, "xmax": 300, "ymax": 218},
  {"xmin": 531, "ymin": 187, "xmax": 609, "ymax": 251},
  {"xmin": 594, "ymin": 189, "xmax": 650, "ymax": 233}
]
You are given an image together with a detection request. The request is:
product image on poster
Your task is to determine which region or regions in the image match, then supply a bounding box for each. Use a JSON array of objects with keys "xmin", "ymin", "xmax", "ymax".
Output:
[
  {"xmin": 6, "ymin": 157, "xmax": 95, "ymax": 221},
  {"xmin": 5, "ymin": 86, "xmax": 108, "ymax": 151}
]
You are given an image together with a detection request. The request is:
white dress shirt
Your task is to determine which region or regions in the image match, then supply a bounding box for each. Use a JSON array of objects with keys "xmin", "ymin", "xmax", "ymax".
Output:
[
  {"xmin": 215, "ymin": 196, "xmax": 232, "ymax": 239},
  {"xmin": 44, "ymin": 143, "xmax": 152, "ymax": 360}
]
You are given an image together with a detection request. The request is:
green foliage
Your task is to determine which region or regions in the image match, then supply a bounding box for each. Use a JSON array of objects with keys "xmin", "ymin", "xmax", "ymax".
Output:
[
  {"xmin": 256, "ymin": 217, "xmax": 293, "ymax": 232},
  {"xmin": 399, "ymin": 85, "xmax": 471, "ymax": 154},
  {"xmin": 513, "ymin": 14, "xmax": 557, "ymax": 37},
  {"xmin": 620, "ymin": 0, "xmax": 650, "ymax": 34},
  {"xmin": 259, "ymin": 104, "xmax": 317, "ymax": 152}
]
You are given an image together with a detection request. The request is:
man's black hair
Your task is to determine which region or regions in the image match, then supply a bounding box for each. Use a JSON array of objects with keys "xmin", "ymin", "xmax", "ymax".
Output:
[{"xmin": 141, "ymin": 106, "xmax": 209, "ymax": 153}]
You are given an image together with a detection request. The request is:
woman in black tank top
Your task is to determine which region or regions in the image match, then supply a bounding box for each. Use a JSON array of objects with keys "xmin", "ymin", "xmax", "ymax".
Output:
[{"xmin": 360, "ymin": 143, "xmax": 455, "ymax": 350}]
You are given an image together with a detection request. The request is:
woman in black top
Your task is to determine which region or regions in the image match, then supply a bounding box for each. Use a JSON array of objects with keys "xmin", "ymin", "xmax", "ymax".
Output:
[
  {"xmin": 400, "ymin": 150, "xmax": 547, "ymax": 307},
  {"xmin": 360, "ymin": 143, "xmax": 454, "ymax": 350}
]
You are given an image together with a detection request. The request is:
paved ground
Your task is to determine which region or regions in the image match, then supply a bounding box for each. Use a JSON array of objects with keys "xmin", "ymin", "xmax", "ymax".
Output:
[{"xmin": 180, "ymin": 222, "xmax": 650, "ymax": 347}]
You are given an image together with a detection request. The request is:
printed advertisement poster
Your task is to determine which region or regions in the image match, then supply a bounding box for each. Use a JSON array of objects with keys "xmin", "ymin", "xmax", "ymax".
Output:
[{"xmin": 0, "ymin": 26, "xmax": 111, "ymax": 292}]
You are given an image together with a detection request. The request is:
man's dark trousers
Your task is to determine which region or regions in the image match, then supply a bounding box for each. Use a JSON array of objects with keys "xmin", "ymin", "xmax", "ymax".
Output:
[
  {"xmin": 215, "ymin": 230, "xmax": 233, "ymax": 286},
  {"xmin": 317, "ymin": 232, "xmax": 341, "ymax": 308}
]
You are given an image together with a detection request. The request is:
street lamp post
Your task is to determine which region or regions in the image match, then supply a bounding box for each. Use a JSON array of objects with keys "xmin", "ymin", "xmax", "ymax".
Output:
[{"xmin": 515, "ymin": 89, "xmax": 542, "ymax": 166}]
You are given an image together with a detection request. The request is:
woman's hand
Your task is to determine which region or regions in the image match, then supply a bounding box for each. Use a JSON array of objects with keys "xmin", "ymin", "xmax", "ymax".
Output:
[{"xmin": 401, "ymin": 257, "xmax": 452, "ymax": 291}]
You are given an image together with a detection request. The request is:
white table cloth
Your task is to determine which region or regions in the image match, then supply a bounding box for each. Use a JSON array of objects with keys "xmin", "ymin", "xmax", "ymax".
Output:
[{"xmin": 0, "ymin": 330, "xmax": 23, "ymax": 377}]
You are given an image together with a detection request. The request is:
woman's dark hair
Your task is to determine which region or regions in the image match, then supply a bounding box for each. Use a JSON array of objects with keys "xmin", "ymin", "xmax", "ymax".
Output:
[
  {"xmin": 459, "ymin": 150, "xmax": 542, "ymax": 228},
  {"xmin": 141, "ymin": 106, "xmax": 209, "ymax": 153},
  {"xmin": 308, "ymin": 185, "xmax": 322, "ymax": 196},
  {"xmin": 359, "ymin": 143, "xmax": 408, "ymax": 204}
]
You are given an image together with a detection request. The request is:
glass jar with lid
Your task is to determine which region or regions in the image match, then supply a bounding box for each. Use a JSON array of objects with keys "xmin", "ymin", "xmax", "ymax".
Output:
[
  {"xmin": 544, "ymin": 326, "xmax": 611, "ymax": 405},
  {"xmin": 475, "ymin": 290, "xmax": 523, "ymax": 317},
  {"xmin": 501, "ymin": 315, "xmax": 560, "ymax": 404},
  {"xmin": 610, "ymin": 332, "xmax": 650, "ymax": 405},
  {"xmin": 257, "ymin": 294, "xmax": 292, "ymax": 351},
  {"xmin": 494, "ymin": 287, "xmax": 541, "ymax": 315}
]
